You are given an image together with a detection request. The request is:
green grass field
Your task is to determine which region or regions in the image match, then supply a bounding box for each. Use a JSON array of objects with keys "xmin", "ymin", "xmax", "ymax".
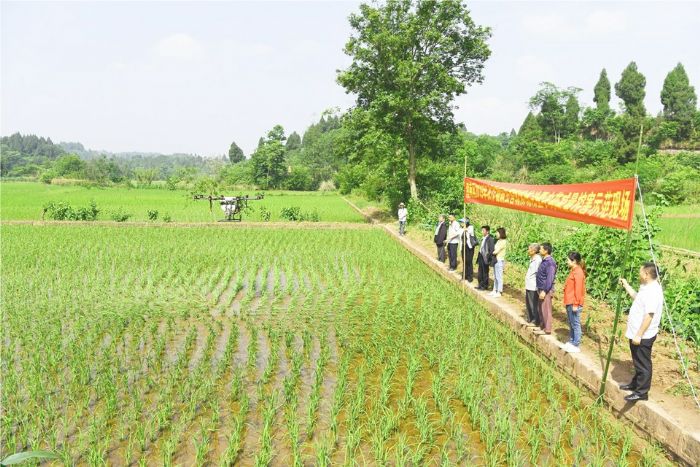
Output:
[
  {"xmin": 657, "ymin": 204, "xmax": 700, "ymax": 216},
  {"xmin": 1, "ymin": 224, "xmax": 669, "ymax": 465},
  {"xmin": 656, "ymin": 217, "xmax": 700, "ymax": 252},
  {"xmin": 0, "ymin": 182, "xmax": 364, "ymax": 223}
]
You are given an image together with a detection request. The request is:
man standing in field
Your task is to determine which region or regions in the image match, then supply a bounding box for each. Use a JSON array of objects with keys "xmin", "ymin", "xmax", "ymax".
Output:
[
  {"xmin": 536, "ymin": 242, "xmax": 557, "ymax": 335},
  {"xmin": 476, "ymin": 225, "xmax": 495, "ymax": 290},
  {"xmin": 618, "ymin": 262, "xmax": 664, "ymax": 402},
  {"xmin": 434, "ymin": 214, "xmax": 448, "ymax": 263},
  {"xmin": 524, "ymin": 243, "xmax": 542, "ymax": 326},
  {"xmin": 446, "ymin": 214, "xmax": 462, "ymax": 271},
  {"xmin": 398, "ymin": 202, "xmax": 408, "ymax": 236}
]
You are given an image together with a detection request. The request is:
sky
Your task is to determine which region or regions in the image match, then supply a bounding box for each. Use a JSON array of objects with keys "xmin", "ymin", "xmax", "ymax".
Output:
[{"xmin": 2, "ymin": 1, "xmax": 699, "ymax": 157}]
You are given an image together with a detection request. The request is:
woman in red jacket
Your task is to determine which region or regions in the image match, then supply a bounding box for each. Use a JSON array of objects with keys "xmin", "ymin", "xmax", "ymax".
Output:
[{"xmin": 563, "ymin": 251, "xmax": 586, "ymax": 353}]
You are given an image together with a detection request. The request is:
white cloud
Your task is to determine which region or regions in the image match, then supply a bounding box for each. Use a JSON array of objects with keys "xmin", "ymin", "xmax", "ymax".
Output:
[
  {"xmin": 154, "ymin": 33, "xmax": 202, "ymax": 60},
  {"xmin": 218, "ymin": 39, "xmax": 273, "ymax": 59},
  {"xmin": 521, "ymin": 13, "xmax": 572, "ymax": 37},
  {"xmin": 584, "ymin": 9, "xmax": 627, "ymax": 35},
  {"xmin": 515, "ymin": 55, "xmax": 555, "ymax": 83}
]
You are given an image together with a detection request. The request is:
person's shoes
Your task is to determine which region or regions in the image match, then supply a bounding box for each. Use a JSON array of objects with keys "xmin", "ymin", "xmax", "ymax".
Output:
[
  {"xmin": 533, "ymin": 329, "xmax": 546, "ymax": 335},
  {"xmin": 561, "ymin": 342, "xmax": 572, "ymax": 351},
  {"xmin": 488, "ymin": 291, "xmax": 496, "ymax": 296},
  {"xmin": 566, "ymin": 344, "xmax": 581, "ymax": 354},
  {"xmin": 493, "ymin": 292, "xmax": 502, "ymax": 298},
  {"xmin": 619, "ymin": 382, "xmax": 636, "ymax": 391},
  {"xmin": 624, "ymin": 393, "xmax": 648, "ymax": 402}
]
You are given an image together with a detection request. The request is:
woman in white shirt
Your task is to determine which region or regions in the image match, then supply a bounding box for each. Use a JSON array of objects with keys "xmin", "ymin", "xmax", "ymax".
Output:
[{"xmin": 490, "ymin": 227, "xmax": 507, "ymax": 297}]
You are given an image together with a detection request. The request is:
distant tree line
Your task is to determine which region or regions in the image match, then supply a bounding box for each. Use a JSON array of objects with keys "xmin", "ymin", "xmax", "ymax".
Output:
[{"xmin": 0, "ymin": 134, "xmax": 221, "ymax": 186}]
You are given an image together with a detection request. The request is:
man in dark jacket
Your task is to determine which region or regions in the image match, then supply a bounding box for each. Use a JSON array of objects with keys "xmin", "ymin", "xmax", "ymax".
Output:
[
  {"xmin": 536, "ymin": 242, "xmax": 557, "ymax": 334},
  {"xmin": 434, "ymin": 214, "xmax": 447, "ymax": 263},
  {"xmin": 476, "ymin": 225, "xmax": 495, "ymax": 290}
]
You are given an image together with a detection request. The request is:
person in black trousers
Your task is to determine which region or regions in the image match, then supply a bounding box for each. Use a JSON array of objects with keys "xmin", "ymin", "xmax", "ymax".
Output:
[
  {"xmin": 446, "ymin": 214, "xmax": 461, "ymax": 271},
  {"xmin": 433, "ymin": 215, "xmax": 447, "ymax": 263},
  {"xmin": 460, "ymin": 217, "xmax": 476, "ymax": 282},
  {"xmin": 618, "ymin": 262, "xmax": 664, "ymax": 402},
  {"xmin": 476, "ymin": 225, "xmax": 495, "ymax": 290}
]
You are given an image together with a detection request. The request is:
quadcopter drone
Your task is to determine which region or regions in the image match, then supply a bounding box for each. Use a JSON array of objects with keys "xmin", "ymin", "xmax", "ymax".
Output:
[{"xmin": 192, "ymin": 193, "xmax": 264, "ymax": 222}]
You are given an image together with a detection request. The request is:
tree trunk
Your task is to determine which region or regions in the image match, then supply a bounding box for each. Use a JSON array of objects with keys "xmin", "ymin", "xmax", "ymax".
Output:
[{"xmin": 408, "ymin": 141, "xmax": 418, "ymax": 199}]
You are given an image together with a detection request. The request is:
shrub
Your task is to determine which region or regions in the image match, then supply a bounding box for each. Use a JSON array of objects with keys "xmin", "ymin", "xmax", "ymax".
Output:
[
  {"xmin": 147, "ymin": 210, "xmax": 159, "ymax": 221},
  {"xmin": 279, "ymin": 206, "xmax": 319, "ymax": 222},
  {"xmin": 162, "ymin": 213, "xmax": 172, "ymax": 223},
  {"xmin": 280, "ymin": 206, "xmax": 302, "ymax": 221},
  {"xmin": 110, "ymin": 208, "xmax": 132, "ymax": 222},
  {"xmin": 43, "ymin": 201, "xmax": 99, "ymax": 221}
]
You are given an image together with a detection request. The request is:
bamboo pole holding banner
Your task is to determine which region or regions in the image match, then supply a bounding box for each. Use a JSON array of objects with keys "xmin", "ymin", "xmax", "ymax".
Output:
[
  {"xmin": 598, "ymin": 124, "xmax": 644, "ymax": 402},
  {"xmin": 463, "ymin": 145, "xmax": 468, "ymax": 282}
]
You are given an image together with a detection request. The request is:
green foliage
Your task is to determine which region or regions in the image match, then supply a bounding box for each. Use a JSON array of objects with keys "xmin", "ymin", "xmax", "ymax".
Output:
[
  {"xmin": 110, "ymin": 208, "xmax": 132, "ymax": 222},
  {"xmin": 661, "ymin": 63, "xmax": 697, "ymax": 139},
  {"xmin": 251, "ymin": 126, "xmax": 288, "ymax": 189},
  {"xmin": 554, "ymin": 209, "xmax": 661, "ymax": 302},
  {"xmin": 283, "ymin": 166, "xmax": 315, "ymax": 191},
  {"xmin": 1, "ymin": 450, "xmax": 60, "ymax": 465},
  {"xmin": 134, "ymin": 168, "xmax": 158, "ymax": 186},
  {"xmin": 228, "ymin": 141, "xmax": 245, "ymax": 164},
  {"xmin": 529, "ymin": 82, "xmax": 582, "ymax": 142},
  {"xmin": 285, "ymin": 132, "xmax": 302, "ymax": 151},
  {"xmin": 593, "ymin": 68, "xmax": 611, "ymax": 113},
  {"xmin": 53, "ymin": 154, "xmax": 86, "ymax": 178},
  {"xmin": 518, "ymin": 112, "xmax": 542, "ymax": 140},
  {"xmin": 218, "ymin": 161, "xmax": 254, "ymax": 187},
  {"xmin": 663, "ymin": 273, "xmax": 700, "ymax": 344},
  {"xmin": 42, "ymin": 201, "xmax": 100, "ymax": 221},
  {"xmin": 564, "ymin": 94, "xmax": 581, "ymax": 137},
  {"xmin": 0, "ymin": 132, "xmax": 65, "ymax": 176},
  {"xmin": 615, "ymin": 62, "xmax": 647, "ymax": 118},
  {"xmin": 338, "ymin": 0, "xmax": 491, "ymax": 198},
  {"xmin": 147, "ymin": 210, "xmax": 159, "ymax": 221},
  {"xmin": 279, "ymin": 206, "xmax": 319, "ymax": 222},
  {"xmin": 258, "ymin": 207, "xmax": 271, "ymax": 222}
]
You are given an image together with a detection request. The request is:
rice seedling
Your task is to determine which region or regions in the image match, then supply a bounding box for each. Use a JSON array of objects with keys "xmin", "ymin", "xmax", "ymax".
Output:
[{"xmin": 0, "ymin": 224, "xmax": 676, "ymax": 465}]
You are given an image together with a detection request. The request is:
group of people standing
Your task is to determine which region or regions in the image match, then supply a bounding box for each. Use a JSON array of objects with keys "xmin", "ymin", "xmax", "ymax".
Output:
[
  {"xmin": 399, "ymin": 205, "xmax": 664, "ymax": 401},
  {"xmin": 433, "ymin": 215, "xmax": 508, "ymax": 297},
  {"xmin": 432, "ymin": 214, "xmax": 588, "ymax": 354}
]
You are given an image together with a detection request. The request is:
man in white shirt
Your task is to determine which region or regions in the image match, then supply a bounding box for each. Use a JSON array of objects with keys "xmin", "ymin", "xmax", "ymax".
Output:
[
  {"xmin": 618, "ymin": 262, "xmax": 664, "ymax": 402},
  {"xmin": 397, "ymin": 202, "xmax": 408, "ymax": 236},
  {"xmin": 524, "ymin": 243, "xmax": 542, "ymax": 326},
  {"xmin": 446, "ymin": 214, "xmax": 462, "ymax": 272}
]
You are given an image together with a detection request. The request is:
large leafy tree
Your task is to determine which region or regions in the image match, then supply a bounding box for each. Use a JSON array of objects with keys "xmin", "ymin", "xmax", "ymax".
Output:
[
  {"xmin": 661, "ymin": 62, "xmax": 697, "ymax": 138},
  {"xmin": 337, "ymin": 0, "xmax": 491, "ymax": 199},
  {"xmin": 518, "ymin": 112, "xmax": 542, "ymax": 140},
  {"xmin": 529, "ymin": 82, "xmax": 581, "ymax": 143},
  {"xmin": 593, "ymin": 68, "xmax": 611, "ymax": 113},
  {"xmin": 286, "ymin": 131, "xmax": 302, "ymax": 151},
  {"xmin": 615, "ymin": 62, "xmax": 646, "ymax": 118},
  {"xmin": 228, "ymin": 141, "xmax": 244, "ymax": 164},
  {"xmin": 251, "ymin": 125, "xmax": 287, "ymax": 189},
  {"xmin": 564, "ymin": 95, "xmax": 581, "ymax": 137}
]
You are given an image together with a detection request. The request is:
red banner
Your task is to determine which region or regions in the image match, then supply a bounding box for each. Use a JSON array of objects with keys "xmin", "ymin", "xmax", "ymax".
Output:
[{"xmin": 464, "ymin": 177, "xmax": 636, "ymax": 230}]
